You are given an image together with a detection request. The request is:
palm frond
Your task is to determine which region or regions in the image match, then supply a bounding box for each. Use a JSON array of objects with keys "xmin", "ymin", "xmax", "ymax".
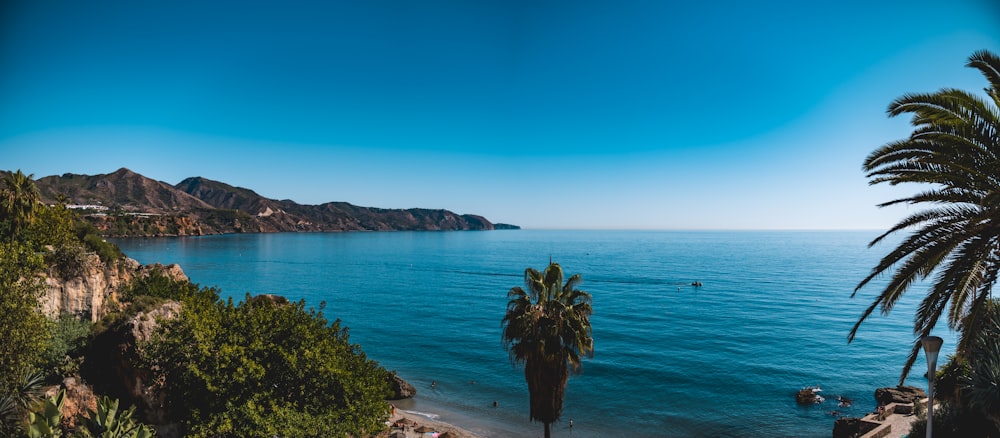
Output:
[
  {"xmin": 854, "ymin": 50, "xmax": 1000, "ymax": 384},
  {"xmin": 967, "ymin": 49, "xmax": 1000, "ymax": 105}
]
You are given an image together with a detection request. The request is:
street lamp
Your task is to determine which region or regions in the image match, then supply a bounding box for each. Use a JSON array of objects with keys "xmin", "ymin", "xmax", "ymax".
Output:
[{"xmin": 920, "ymin": 336, "xmax": 943, "ymax": 438}]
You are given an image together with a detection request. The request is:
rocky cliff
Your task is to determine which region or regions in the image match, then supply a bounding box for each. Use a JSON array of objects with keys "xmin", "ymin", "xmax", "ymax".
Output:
[{"xmin": 41, "ymin": 252, "xmax": 187, "ymax": 322}]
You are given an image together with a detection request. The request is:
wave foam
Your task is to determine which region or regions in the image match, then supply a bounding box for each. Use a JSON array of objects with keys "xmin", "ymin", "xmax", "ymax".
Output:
[{"xmin": 402, "ymin": 409, "xmax": 440, "ymax": 420}]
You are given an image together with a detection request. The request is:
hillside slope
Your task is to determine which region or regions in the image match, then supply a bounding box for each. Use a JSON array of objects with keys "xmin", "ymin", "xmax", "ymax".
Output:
[{"xmin": 28, "ymin": 168, "xmax": 515, "ymax": 236}]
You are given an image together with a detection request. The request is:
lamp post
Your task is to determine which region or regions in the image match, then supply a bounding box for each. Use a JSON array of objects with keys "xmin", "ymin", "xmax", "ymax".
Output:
[{"xmin": 920, "ymin": 336, "xmax": 943, "ymax": 438}]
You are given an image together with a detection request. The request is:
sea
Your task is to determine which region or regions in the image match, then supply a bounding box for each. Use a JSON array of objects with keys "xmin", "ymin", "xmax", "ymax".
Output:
[{"xmin": 111, "ymin": 230, "xmax": 957, "ymax": 438}]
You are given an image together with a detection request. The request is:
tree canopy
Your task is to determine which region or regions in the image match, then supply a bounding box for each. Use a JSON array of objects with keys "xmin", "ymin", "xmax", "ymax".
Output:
[{"xmin": 135, "ymin": 277, "xmax": 392, "ymax": 437}]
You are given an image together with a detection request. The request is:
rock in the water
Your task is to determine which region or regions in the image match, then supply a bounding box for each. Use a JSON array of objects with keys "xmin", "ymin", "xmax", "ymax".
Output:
[
  {"xmin": 387, "ymin": 374, "xmax": 416, "ymax": 400},
  {"xmin": 796, "ymin": 386, "xmax": 823, "ymax": 405},
  {"xmin": 875, "ymin": 385, "xmax": 926, "ymax": 406}
]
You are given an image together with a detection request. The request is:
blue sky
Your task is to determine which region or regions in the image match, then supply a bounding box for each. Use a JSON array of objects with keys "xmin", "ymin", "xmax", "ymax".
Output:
[{"xmin": 2, "ymin": 1, "xmax": 999, "ymax": 229}]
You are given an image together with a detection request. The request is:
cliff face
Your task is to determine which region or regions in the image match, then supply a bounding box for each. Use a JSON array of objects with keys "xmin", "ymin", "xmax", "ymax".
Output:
[{"xmin": 41, "ymin": 254, "xmax": 188, "ymax": 322}]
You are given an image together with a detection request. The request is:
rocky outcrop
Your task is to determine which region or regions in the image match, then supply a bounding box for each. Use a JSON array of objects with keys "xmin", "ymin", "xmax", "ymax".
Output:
[
  {"xmin": 45, "ymin": 377, "xmax": 98, "ymax": 430},
  {"xmin": 82, "ymin": 301, "xmax": 183, "ymax": 437},
  {"xmin": 387, "ymin": 374, "xmax": 417, "ymax": 400},
  {"xmin": 121, "ymin": 301, "xmax": 182, "ymax": 425},
  {"xmin": 41, "ymin": 254, "xmax": 187, "ymax": 322},
  {"xmin": 874, "ymin": 386, "xmax": 926, "ymax": 406}
]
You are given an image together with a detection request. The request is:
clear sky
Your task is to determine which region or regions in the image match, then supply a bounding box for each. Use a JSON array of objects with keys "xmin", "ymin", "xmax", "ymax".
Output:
[{"xmin": 2, "ymin": 1, "xmax": 998, "ymax": 229}]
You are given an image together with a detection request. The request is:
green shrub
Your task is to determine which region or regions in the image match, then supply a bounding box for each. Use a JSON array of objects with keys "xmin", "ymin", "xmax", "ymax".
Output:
[
  {"xmin": 46, "ymin": 243, "xmax": 87, "ymax": 280},
  {"xmin": 42, "ymin": 314, "xmax": 93, "ymax": 379},
  {"xmin": 96, "ymin": 274, "xmax": 207, "ymax": 335},
  {"xmin": 142, "ymin": 293, "xmax": 392, "ymax": 437},
  {"xmin": 24, "ymin": 204, "xmax": 77, "ymax": 250},
  {"xmin": 83, "ymin": 234, "xmax": 123, "ymax": 264},
  {"xmin": 119, "ymin": 272, "xmax": 216, "ymax": 304}
]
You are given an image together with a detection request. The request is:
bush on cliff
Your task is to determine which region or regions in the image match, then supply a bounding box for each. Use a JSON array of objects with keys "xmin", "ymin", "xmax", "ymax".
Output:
[
  {"xmin": 23, "ymin": 203, "xmax": 124, "ymax": 278},
  {"xmin": 132, "ymin": 276, "xmax": 392, "ymax": 437},
  {"xmin": 42, "ymin": 314, "xmax": 94, "ymax": 380}
]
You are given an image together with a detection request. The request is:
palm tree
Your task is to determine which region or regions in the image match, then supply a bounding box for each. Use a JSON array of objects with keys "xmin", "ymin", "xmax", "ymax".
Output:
[
  {"xmin": 849, "ymin": 49, "xmax": 1000, "ymax": 383},
  {"xmin": 0, "ymin": 169, "xmax": 41, "ymax": 241},
  {"xmin": 502, "ymin": 262, "xmax": 593, "ymax": 438}
]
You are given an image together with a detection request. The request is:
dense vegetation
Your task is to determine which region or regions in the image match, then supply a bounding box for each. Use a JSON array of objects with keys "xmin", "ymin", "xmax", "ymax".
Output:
[
  {"xmin": 851, "ymin": 50, "xmax": 1000, "ymax": 435},
  {"xmin": 0, "ymin": 170, "xmax": 396, "ymax": 436},
  {"xmin": 130, "ymin": 275, "xmax": 393, "ymax": 437}
]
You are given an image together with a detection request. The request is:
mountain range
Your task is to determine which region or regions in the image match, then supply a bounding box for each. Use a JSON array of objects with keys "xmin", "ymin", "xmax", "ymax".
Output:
[{"xmin": 18, "ymin": 168, "xmax": 517, "ymax": 236}]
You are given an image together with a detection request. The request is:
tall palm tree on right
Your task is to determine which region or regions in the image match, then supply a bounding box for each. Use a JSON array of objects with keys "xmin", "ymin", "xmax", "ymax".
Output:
[
  {"xmin": 502, "ymin": 262, "xmax": 593, "ymax": 438},
  {"xmin": 850, "ymin": 49, "xmax": 1000, "ymax": 384}
]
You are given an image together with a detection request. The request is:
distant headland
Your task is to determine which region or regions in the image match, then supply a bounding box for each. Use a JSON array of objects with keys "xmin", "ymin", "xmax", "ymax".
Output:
[{"xmin": 12, "ymin": 168, "xmax": 519, "ymax": 237}]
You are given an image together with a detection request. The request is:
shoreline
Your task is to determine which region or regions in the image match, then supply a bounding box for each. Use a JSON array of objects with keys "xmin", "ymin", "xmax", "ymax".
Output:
[
  {"xmin": 383, "ymin": 407, "xmax": 481, "ymax": 438},
  {"xmin": 384, "ymin": 396, "xmax": 535, "ymax": 438},
  {"xmin": 383, "ymin": 395, "xmax": 492, "ymax": 438}
]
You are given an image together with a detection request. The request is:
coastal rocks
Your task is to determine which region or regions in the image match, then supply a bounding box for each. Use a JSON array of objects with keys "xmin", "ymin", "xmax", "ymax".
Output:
[
  {"xmin": 387, "ymin": 374, "xmax": 417, "ymax": 400},
  {"xmin": 874, "ymin": 386, "xmax": 926, "ymax": 406}
]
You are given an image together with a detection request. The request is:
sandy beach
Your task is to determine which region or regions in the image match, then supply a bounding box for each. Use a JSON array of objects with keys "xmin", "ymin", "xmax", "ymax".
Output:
[{"xmin": 380, "ymin": 406, "xmax": 482, "ymax": 438}]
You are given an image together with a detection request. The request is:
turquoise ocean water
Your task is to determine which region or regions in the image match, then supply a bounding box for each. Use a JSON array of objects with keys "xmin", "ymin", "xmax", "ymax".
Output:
[{"xmin": 112, "ymin": 230, "xmax": 956, "ymax": 437}]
